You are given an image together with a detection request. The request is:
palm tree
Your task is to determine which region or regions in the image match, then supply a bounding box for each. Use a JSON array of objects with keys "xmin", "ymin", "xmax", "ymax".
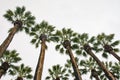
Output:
[
  {"xmin": 45, "ymin": 64, "xmax": 69, "ymax": 80},
  {"xmin": 30, "ymin": 21, "xmax": 55, "ymax": 80},
  {"xmin": 0, "ymin": 6, "xmax": 35, "ymax": 57},
  {"xmin": 9, "ymin": 63, "xmax": 33, "ymax": 80},
  {"xmin": 95, "ymin": 33, "xmax": 120, "ymax": 61},
  {"xmin": 73, "ymin": 33, "xmax": 115, "ymax": 80},
  {"xmin": 79, "ymin": 57, "xmax": 100, "ymax": 80},
  {"xmin": 0, "ymin": 50, "xmax": 21, "ymax": 78},
  {"xmin": 54, "ymin": 28, "xmax": 82, "ymax": 80}
]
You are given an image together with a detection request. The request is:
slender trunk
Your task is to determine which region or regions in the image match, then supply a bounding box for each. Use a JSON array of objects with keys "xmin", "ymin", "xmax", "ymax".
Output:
[
  {"xmin": 67, "ymin": 46, "xmax": 82, "ymax": 80},
  {"xmin": 0, "ymin": 25, "xmax": 18, "ymax": 57},
  {"xmin": 84, "ymin": 44, "xmax": 115, "ymax": 80},
  {"xmin": 104, "ymin": 44, "xmax": 120, "ymax": 61},
  {"xmin": 34, "ymin": 41, "xmax": 46, "ymax": 80}
]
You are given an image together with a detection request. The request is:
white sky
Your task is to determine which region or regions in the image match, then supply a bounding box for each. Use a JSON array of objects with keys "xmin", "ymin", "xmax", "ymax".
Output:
[{"xmin": 0, "ymin": 0, "xmax": 120, "ymax": 80}]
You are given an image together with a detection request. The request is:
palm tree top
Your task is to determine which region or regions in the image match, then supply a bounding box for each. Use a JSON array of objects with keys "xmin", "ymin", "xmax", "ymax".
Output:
[
  {"xmin": 9, "ymin": 63, "xmax": 33, "ymax": 80},
  {"xmin": 54, "ymin": 28, "xmax": 78, "ymax": 54},
  {"xmin": 55, "ymin": 28, "xmax": 77, "ymax": 42},
  {"xmin": 3, "ymin": 6, "xmax": 36, "ymax": 33},
  {"xmin": 96, "ymin": 33, "xmax": 120, "ymax": 49},
  {"xmin": 93, "ymin": 33, "xmax": 120, "ymax": 58},
  {"xmin": 32, "ymin": 21, "xmax": 55, "ymax": 34},
  {"xmin": 80, "ymin": 57, "xmax": 96, "ymax": 68},
  {"xmin": 0, "ymin": 50, "xmax": 21, "ymax": 76},
  {"xmin": 0, "ymin": 50, "xmax": 21, "ymax": 65},
  {"xmin": 46, "ymin": 64, "xmax": 69, "ymax": 80},
  {"xmin": 30, "ymin": 21, "xmax": 56, "ymax": 48},
  {"xmin": 70, "ymin": 33, "xmax": 96, "ymax": 56},
  {"xmin": 72, "ymin": 33, "xmax": 96, "ymax": 46},
  {"xmin": 97, "ymin": 33, "xmax": 114, "ymax": 45}
]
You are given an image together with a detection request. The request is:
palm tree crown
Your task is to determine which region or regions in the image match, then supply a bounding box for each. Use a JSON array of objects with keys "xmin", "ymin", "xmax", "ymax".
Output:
[
  {"xmin": 46, "ymin": 64, "xmax": 69, "ymax": 80},
  {"xmin": 4, "ymin": 6, "xmax": 35, "ymax": 33},
  {"xmin": 0, "ymin": 6, "xmax": 35, "ymax": 58},
  {"xmin": 54, "ymin": 28, "xmax": 77, "ymax": 54},
  {"xmin": 72, "ymin": 33, "xmax": 96, "ymax": 57},
  {"xmin": 9, "ymin": 63, "xmax": 33, "ymax": 80},
  {"xmin": 30, "ymin": 20, "xmax": 55, "ymax": 48},
  {"xmin": 0, "ymin": 50, "xmax": 21, "ymax": 78},
  {"xmin": 94, "ymin": 33, "xmax": 120, "ymax": 60}
]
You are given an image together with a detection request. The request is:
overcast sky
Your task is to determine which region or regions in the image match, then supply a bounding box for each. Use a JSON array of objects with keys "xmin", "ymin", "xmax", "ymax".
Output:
[{"xmin": 0, "ymin": 0, "xmax": 120, "ymax": 80}]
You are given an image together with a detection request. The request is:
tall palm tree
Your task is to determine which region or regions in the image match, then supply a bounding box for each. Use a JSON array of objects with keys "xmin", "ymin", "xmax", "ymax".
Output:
[
  {"xmin": 0, "ymin": 50, "xmax": 21, "ymax": 78},
  {"xmin": 45, "ymin": 64, "xmax": 69, "ymax": 80},
  {"xmin": 73, "ymin": 33, "xmax": 115, "ymax": 80},
  {"xmin": 95, "ymin": 33, "xmax": 120, "ymax": 61},
  {"xmin": 54, "ymin": 28, "xmax": 82, "ymax": 80},
  {"xmin": 0, "ymin": 6, "xmax": 35, "ymax": 57},
  {"xmin": 30, "ymin": 21, "xmax": 55, "ymax": 80},
  {"xmin": 9, "ymin": 63, "xmax": 33, "ymax": 80}
]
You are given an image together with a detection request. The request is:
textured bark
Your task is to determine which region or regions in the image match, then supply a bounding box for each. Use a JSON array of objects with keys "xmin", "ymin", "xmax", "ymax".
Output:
[
  {"xmin": 84, "ymin": 44, "xmax": 116, "ymax": 80},
  {"xmin": 104, "ymin": 44, "xmax": 120, "ymax": 61},
  {"xmin": 0, "ymin": 25, "xmax": 18, "ymax": 58},
  {"xmin": 67, "ymin": 47, "xmax": 82, "ymax": 80},
  {"xmin": 63, "ymin": 40, "xmax": 82, "ymax": 80},
  {"xmin": 34, "ymin": 41, "xmax": 46, "ymax": 80}
]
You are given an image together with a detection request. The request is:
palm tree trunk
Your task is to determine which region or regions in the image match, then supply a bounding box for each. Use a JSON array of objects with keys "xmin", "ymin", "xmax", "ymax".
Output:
[
  {"xmin": 34, "ymin": 41, "xmax": 46, "ymax": 80},
  {"xmin": 66, "ymin": 46, "xmax": 82, "ymax": 80},
  {"xmin": 0, "ymin": 25, "xmax": 18, "ymax": 57},
  {"xmin": 84, "ymin": 44, "xmax": 115, "ymax": 80},
  {"xmin": 109, "ymin": 51, "xmax": 120, "ymax": 62},
  {"xmin": 104, "ymin": 44, "xmax": 120, "ymax": 61}
]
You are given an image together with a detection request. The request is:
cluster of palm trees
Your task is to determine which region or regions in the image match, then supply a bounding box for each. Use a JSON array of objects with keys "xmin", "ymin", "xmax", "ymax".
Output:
[
  {"xmin": 0, "ymin": 50, "xmax": 33, "ymax": 80},
  {"xmin": 0, "ymin": 6, "xmax": 120, "ymax": 80}
]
